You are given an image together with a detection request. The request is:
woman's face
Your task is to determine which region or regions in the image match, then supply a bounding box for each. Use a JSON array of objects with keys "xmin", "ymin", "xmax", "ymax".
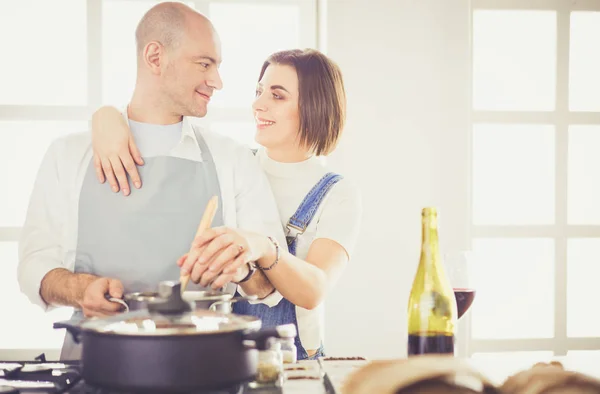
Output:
[{"xmin": 252, "ymin": 64, "xmax": 301, "ymax": 152}]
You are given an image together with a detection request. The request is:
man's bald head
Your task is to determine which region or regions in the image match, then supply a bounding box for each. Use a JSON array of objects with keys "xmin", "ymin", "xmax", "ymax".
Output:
[
  {"xmin": 133, "ymin": 2, "xmax": 223, "ymax": 118},
  {"xmin": 135, "ymin": 2, "xmax": 211, "ymax": 57}
]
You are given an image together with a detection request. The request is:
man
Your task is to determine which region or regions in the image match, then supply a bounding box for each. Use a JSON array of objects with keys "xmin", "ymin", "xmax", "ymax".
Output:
[{"xmin": 18, "ymin": 2, "xmax": 284, "ymax": 360}]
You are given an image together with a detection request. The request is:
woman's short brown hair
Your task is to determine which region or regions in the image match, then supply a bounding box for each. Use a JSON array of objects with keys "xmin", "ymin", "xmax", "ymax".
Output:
[{"xmin": 258, "ymin": 49, "xmax": 346, "ymax": 156}]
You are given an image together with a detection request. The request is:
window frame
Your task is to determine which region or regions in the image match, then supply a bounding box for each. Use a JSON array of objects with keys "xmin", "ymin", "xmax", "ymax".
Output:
[{"xmin": 470, "ymin": 0, "xmax": 600, "ymax": 357}]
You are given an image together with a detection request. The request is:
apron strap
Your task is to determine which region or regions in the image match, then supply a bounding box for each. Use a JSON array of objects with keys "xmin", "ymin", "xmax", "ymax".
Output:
[
  {"xmin": 191, "ymin": 124, "xmax": 215, "ymax": 163},
  {"xmin": 286, "ymin": 172, "xmax": 343, "ymax": 254},
  {"xmin": 189, "ymin": 124, "xmax": 226, "ymax": 250}
]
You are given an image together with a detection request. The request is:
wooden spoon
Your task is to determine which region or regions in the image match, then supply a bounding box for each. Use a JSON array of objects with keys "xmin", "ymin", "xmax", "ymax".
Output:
[{"xmin": 180, "ymin": 195, "xmax": 219, "ymax": 294}]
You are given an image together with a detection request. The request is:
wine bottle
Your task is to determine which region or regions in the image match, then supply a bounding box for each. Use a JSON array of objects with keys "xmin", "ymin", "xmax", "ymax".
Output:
[{"xmin": 407, "ymin": 207, "xmax": 457, "ymax": 356}]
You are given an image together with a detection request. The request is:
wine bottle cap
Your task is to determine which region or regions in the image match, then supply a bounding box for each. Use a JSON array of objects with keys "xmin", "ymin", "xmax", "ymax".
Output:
[{"xmin": 422, "ymin": 207, "xmax": 438, "ymax": 216}]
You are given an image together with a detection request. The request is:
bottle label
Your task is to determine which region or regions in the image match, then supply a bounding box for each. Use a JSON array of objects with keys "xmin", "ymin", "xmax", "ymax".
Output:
[
  {"xmin": 419, "ymin": 291, "xmax": 452, "ymax": 319},
  {"xmin": 418, "ymin": 293, "xmax": 435, "ymax": 319}
]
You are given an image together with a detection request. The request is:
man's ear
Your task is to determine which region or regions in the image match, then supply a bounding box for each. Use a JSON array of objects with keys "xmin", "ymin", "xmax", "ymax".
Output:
[{"xmin": 143, "ymin": 41, "xmax": 163, "ymax": 75}]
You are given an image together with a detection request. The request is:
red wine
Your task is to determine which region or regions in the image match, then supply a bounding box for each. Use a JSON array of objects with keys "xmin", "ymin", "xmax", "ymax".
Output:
[
  {"xmin": 408, "ymin": 333, "xmax": 454, "ymax": 355},
  {"xmin": 454, "ymin": 288, "xmax": 476, "ymax": 319}
]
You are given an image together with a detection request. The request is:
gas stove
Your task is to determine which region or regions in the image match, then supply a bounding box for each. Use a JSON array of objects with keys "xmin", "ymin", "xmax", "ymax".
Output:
[{"xmin": 0, "ymin": 361, "xmax": 283, "ymax": 394}]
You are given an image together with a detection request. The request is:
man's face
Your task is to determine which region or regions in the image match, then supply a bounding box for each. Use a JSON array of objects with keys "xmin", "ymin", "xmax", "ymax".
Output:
[{"xmin": 161, "ymin": 21, "xmax": 223, "ymax": 118}]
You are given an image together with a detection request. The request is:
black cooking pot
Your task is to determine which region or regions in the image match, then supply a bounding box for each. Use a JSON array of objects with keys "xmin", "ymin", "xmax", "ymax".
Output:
[{"xmin": 54, "ymin": 282, "xmax": 295, "ymax": 392}]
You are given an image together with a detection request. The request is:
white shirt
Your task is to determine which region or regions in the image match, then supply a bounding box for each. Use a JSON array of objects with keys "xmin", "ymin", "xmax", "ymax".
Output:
[
  {"xmin": 256, "ymin": 148, "xmax": 363, "ymax": 350},
  {"xmin": 18, "ymin": 116, "xmax": 286, "ymax": 311},
  {"xmin": 128, "ymin": 118, "xmax": 182, "ymax": 155}
]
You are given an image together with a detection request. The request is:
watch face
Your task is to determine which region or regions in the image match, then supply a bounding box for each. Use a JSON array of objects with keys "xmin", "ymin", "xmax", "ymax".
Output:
[{"xmin": 235, "ymin": 262, "xmax": 257, "ymax": 284}]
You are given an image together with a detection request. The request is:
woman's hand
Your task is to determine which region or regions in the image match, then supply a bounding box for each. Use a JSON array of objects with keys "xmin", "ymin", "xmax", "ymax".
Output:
[
  {"xmin": 92, "ymin": 106, "xmax": 144, "ymax": 196},
  {"xmin": 178, "ymin": 227, "xmax": 273, "ymax": 288}
]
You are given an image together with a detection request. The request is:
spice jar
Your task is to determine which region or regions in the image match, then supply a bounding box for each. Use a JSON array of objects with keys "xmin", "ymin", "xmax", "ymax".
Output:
[
  {"xmin": 256, "ymin": 342, "xmax": 283, "ymax": 384},
  {"xmin": 280, "ymin": 338, "xmax": 297, "ymax": 364}
]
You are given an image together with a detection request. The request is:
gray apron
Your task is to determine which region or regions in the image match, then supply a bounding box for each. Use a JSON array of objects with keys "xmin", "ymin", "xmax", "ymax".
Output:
[{"xmin": 60, "ymin": 126, "xmax": 224, "ymax": 360}]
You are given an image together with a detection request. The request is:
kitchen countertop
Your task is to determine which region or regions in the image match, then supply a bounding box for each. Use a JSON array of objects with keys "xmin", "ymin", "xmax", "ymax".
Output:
[
  {"xmin": 281, "ymin": 359, "xmax": 329, "ymax": 394},
  {"xmin": 281, "ymin": 353, "xmax": 600, "ymax": 393}
]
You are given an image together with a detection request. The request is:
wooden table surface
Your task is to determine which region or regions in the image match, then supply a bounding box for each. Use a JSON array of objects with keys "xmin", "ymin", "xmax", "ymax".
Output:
[{"xmin": 282, "ymin": 353, "xmax": 600, "ymax": 393}]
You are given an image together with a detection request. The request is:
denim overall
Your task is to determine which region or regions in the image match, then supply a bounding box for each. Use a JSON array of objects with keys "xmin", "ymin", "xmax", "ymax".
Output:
[
  {"xmin": 61, "ymin": 123, "xmax": 224, "ymax": 360},
  {"xmin": 233, "ymin": 172, "xmax": 343, "ymax": 360}
]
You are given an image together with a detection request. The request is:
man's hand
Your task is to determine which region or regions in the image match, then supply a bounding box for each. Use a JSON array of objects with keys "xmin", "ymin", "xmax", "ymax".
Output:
[{"xmin": 79, "ymin": 277, "xmax": 125, "ymax": 318}]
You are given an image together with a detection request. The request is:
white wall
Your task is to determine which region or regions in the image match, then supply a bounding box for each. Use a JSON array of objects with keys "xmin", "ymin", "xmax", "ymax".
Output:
[{"xmin": 322, "ymin": 0, "xmax": 472, "ymax": 359}]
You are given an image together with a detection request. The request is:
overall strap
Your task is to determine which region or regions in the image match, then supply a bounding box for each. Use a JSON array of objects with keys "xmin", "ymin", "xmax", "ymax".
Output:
[{"xmin": 286, "ymin": 172, "xmax": 343, "ymax": 255}]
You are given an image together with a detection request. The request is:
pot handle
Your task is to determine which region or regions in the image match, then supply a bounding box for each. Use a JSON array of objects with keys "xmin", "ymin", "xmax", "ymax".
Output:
[
  {"xmin": 243, "ymin": 323, "xmax": 297, "ymax": 350},
  {"xmin": 208, "ymin": 294, "xmax": 258, "ymax": 312},
  {"xmin": 53, "ymin": 320, "xmax": 84, "ymax": 344},
  {"xmin": 108, "ymin": 297, "xmax": 130, "ymax": 313},
  {"xmin": 104, "ymin": 293, "xmax": 130, "ymax": 313}
]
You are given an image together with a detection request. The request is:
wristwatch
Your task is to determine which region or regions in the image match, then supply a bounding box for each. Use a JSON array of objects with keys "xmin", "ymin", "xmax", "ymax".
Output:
[
  {"xmin": 256, "ymin": 236, "xmax": 280, "ymax": 271},
  {"xmin": 234, "ymin": 262, "xmax": 256, "ymax": 284}
]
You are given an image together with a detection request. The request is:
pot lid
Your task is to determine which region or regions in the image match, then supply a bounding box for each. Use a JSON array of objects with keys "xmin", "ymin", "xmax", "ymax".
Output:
[
  {"xmin": 182, "ymin": 290, "xmax": 233, "ymax": 302},
  {"xmin": 125, "ymin": 290, "xmax": 232, "ymax": 303},
  {"xmin": 80, "ymin": 309, "xmax": 261, "ymax": 336}
]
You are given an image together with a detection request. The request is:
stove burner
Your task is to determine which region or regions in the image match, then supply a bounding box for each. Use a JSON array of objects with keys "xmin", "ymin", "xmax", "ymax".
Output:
[
  {"xmin": 0, "ymin": 364, "xmax": 21, "ymax": 379},
  {"xmin": 0, "ymin": 386, "xmax": 19, "ymax": 394},
  {"xmin": 69, "ymin": 381, "xmax": 246, "ymax": 394},
  {"xmin": 0, "ymin": 361, "xmax": 284, "ymax": 394},
  {"xmin": 20, "ymin": 364, "xmax": 52, "ymax": 373}
]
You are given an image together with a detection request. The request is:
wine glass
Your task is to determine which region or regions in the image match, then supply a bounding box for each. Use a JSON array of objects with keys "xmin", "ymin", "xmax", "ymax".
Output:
[{"xmin": 444, "ymin": 251, "xmax": 476, "ymax": 319}]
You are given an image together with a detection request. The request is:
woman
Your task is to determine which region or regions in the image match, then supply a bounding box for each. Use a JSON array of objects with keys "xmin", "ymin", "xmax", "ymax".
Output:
[{"xmin": 91, "ymin": 49, "xmax": 362, "ymax": 360}]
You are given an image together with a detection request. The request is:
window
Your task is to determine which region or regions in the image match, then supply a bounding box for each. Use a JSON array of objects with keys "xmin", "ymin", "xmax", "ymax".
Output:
[
  {"xmin": 0, "ymin": 0, "xmax": 316, "ymax": 359},
  {"xmin": 0, "ymin": 0, "xmax": 88, "ymax": 106},
  {"xmin": 470, "ymin": 0, "xmax": 600, "ymax": 356}
]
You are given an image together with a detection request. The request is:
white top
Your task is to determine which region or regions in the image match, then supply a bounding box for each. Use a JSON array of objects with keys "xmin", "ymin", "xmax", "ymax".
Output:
[
  {"xmin": 128, "ymin": 118, "xmax": 182, "ymax": 156},
  {"xmin": 17, "ymin": 116, "xmax": 286, "ymax": 311},
  {"xmin": 256, "ymin": 148, "xmax": 362, "ymax": 351}
]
